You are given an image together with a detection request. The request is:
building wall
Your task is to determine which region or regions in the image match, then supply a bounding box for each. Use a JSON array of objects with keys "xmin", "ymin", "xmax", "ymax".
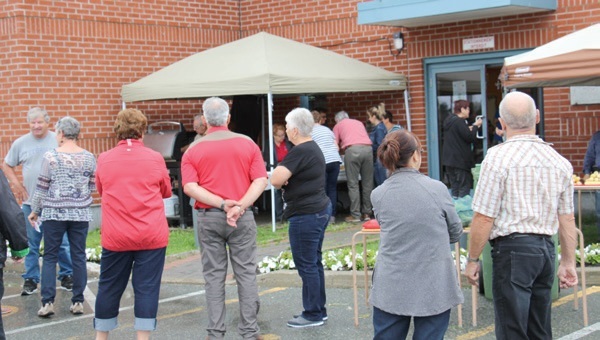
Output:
[
  {"xmin": 0, "ymin": 0, "xmax": 240, "ymax": 157},
  {"xmin": 1, "ymin": 0, "xmax": 599, "ymax": 175}
]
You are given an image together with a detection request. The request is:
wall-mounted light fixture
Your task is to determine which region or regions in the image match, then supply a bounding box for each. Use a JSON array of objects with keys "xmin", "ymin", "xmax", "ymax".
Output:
[{"xmin": 393, "ymin": 32, "xmax": 404, "ymax": 52}]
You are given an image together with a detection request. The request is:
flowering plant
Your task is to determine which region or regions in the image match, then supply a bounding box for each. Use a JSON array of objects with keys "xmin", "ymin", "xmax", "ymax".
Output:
[
  {"xmin": 257, "ymin": 248, "xmax": 466, "ymax": 272},
  {"xmin": 575, "ymin": 243, "xmax": 600, "ymax": 265},
  {"xmin": 257, "ymin": 244, "xmax": 600, "ymax": 273},
  {"xmin": 86, "ymin": 246, "xmax": 102, "ymax": 262}
]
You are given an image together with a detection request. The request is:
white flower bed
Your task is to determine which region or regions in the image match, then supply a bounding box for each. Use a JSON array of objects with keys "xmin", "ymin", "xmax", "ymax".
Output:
[{"xmin": 257, "ymin": 244, "xmax": 599, "ymax": 273}]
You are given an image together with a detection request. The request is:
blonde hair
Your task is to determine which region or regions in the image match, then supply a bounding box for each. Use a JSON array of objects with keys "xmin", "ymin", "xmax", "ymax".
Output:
[{"xmin": 367, "ymin": 102, "xmax": 386, "ymax": 121}]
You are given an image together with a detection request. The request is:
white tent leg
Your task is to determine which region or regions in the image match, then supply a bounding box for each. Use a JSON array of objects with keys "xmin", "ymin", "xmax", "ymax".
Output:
[{"xmin": 267, "ymin": 92, "xmax": 276, "ymax": 232}]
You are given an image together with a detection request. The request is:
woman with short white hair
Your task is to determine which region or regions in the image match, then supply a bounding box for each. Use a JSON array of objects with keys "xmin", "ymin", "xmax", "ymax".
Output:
[{"xmin": 271, "ymin": 108, "xmax": 331, "ymax": 328}]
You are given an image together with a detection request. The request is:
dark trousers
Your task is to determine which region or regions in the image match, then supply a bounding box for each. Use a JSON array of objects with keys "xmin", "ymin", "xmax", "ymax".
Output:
[
  {"xmin": 41, "ymin": 220, "xmax": 89, "ymax": 304},
  {"xmin": 94, "ymin": 247, "xmax": 166, "ymax": 332},
  {"xmin": 0, "ymin": 269, "xmax": 5, "ymax": 340},
  {"xmin": 372, "ymin": 306, "xmax": 451, "ymax": 340},
  {"xmin": 288, "ymin": 202, "xmax": 331, "ymax": 321},
  {"xmin": 274, "ymin": 189, "xmax": 284, "ymax": 221},
  {"xmin": 373, "ymin": 160, "xmax": 387, "ymax": 187},
  {"xmin": 492, "ymin": 234, "xmax": 555, "ymax": 340},
  {"xmin": 325, "ymin": 162, "xmax": 340, "ymax": 217},
  {"xmin": 445, "ymin": 166, "xmax": 471, "ymax": 198}
]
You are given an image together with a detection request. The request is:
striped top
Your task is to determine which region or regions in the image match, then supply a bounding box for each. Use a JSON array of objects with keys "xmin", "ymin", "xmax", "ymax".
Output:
[
  {"xmin": 31, "ymin": 149, "xmax": 96, "ymax": 222},
  {"xmin": 472, "ymin": 135, "xmax": 574, "ymax": 239},
  {"xmin": 311, "ymin": 124, "xmax": 342, "ymax": 164}
]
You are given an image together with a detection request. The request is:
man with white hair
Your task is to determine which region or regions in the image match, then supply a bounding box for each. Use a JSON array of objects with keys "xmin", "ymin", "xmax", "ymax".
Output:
[
  {"xmin": 333, "ymin": 111, "xmax": 374, "ymax": 222},
  {"xmin": 182, "ymin": 97, "xmax": 267, "ymax": 340},
  {"xmin": 2, "ymin": 107, "xmax": 73, "ymax": 296},
  {"xmin": 465, "ymin": 92, "xmax": 578, "ymax": 339}
]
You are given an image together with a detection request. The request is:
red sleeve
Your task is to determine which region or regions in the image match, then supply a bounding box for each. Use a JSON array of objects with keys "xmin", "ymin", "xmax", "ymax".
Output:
[
  {"xmin": 181, "ymin": 151, "xmax": 198, "ymax": 187},
  {"xmin": 158, "ymin": 157, "xmax": 172, "ymax": 198},
  {"xmin": 249, "ymin": 144, "xmax": 268, "ymax": 181}
]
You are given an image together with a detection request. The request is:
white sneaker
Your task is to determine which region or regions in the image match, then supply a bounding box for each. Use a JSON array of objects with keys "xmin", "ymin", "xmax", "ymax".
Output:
[
  {"xmin": 38, "ymin": 302, "xmax": 54, "ymax": 317},
  {"xmin": 70, "ymin": 302, "xmax": 84, "ymax": 315}
]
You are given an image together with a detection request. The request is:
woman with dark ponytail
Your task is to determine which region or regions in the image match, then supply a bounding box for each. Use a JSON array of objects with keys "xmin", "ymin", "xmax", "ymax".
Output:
[{"xmin": 370, "ymin": 130, "xmax": 464, "ymax": 340}]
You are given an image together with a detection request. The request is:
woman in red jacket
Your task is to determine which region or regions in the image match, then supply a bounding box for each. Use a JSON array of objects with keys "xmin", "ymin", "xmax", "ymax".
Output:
[{"xmin": 94, "ymin": 109, "xmax": 172, "ymax": 340}]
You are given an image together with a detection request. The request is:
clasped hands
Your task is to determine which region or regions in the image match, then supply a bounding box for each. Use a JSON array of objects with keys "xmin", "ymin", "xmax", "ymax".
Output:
[{"xmin": 222, "ymin": 199, "xmax": 245, "ymax": 228}]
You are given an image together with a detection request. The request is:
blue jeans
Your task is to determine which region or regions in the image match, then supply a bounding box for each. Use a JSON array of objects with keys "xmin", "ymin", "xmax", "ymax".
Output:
[
  {"xmin": 325, "ymin": 162, "xmax": 340, "ymax": 217},
  {"xmin": 94, "ymin": 247, "xmax": 166, "ymax": 332},
  {"xmin": 595, "ymin": 191, "xmax": 600, "ymax": 240},
  {"xmin": 274, "ymin": 189, "xmax": 284, "ymax": 221},
  {"xmin": 373, "ymin": 306, "xmax": 450, "ymax": 340},
  {"xmin": 0, "ymin": 269, "xmax": 5, "ymax": 340},
  {"xmin": 491, "ymin": 234, "xmax": 555, "ymax": 340},
  {"xmin": 374, "ymin": 160, "xmax": 387, "ymax": 187},
  {"xmin": 22, "ymin": 204, "xmax": 72, "ymax": 282},
  {"xmin": 288, "ymin": 202, "xmax": 331, "ymax": 321},
  {"xmin": 41, "ymin": 220, "xmax": 88, "ymax": 304}
]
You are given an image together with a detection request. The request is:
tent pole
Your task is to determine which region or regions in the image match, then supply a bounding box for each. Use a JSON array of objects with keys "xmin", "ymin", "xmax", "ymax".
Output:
[
  {"xmin": 404, "ymin": 90, "xmax": 412, "ymax": 131},
  {"xmin": 267, "ymin": 92, "xmax": 276, "ymax": 232}
]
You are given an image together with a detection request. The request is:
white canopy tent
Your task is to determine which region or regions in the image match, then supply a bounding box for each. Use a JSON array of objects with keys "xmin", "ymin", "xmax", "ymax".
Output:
[
  {"xmin": 121, "ymin": 32, "xmax": 407, "ymax": 230},
  {"xmin": 501, "ymin": 23, "xmax": 600, "ymax": 88}
]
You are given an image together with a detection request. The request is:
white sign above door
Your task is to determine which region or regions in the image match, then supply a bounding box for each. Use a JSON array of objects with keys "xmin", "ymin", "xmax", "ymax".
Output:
[{"xmin": 463, "ymin": 37, "xmax": 495, "ymax": 51}]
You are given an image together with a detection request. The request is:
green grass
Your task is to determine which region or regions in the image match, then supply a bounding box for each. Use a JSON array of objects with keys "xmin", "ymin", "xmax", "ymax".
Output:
[
  {"xmin": 256, "ymin": 221, "xmax": 354, "ymax": 246},
  {"xmin": 85, "ymin": 228, "xmax": 197, "ymax": 256},
  {"xmin": 85, "ymin": 221, "xmax": 359, "ymax": 257}
]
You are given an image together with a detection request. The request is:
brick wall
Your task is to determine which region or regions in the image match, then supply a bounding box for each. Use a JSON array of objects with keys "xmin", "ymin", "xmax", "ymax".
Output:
[
  {"xmin": 1, "ymin": 0, "xmax": 599, "ymax": 175},
  {"xmin": 0, "ymin": 0, "xmax": 240, "ymax": 155}
]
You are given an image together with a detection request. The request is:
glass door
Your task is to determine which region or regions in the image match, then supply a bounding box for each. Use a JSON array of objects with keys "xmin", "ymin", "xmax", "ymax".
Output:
[{"xmin": 426, "ymin": 65, "xmax": 487, "ymax": 182}]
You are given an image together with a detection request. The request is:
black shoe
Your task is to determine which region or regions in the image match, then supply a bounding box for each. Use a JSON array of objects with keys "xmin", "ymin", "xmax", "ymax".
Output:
[
  {"xmin": 293, "ymin": 313, "xmax": 328, "ymax": 321},
  {"xmin": 21, "ymin": 279, "xmax": 38, "ymax": 295},
  {"xmin": 61, "ymin": 275, "xmax": 73, "ymax": 291}
]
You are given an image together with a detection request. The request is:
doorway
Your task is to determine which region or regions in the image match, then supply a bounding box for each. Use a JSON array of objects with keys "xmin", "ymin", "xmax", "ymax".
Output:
[{"xmin": 424, "ymin": 50, "xmax": 541, "ymax": 182}]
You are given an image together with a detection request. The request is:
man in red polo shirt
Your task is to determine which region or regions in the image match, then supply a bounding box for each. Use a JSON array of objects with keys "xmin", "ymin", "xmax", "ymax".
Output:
[{"xmin": 182, "ymin": 97, "xmax": 267, "ymax": 340}]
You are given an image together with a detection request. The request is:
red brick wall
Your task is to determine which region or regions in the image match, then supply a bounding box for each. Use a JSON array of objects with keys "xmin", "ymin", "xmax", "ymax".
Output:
[
  {"xmin": 0, "ymin": 0, "xmax": 240, "ymax": 157},
  {"xmin": 1, "ymin": 0, "xmax": 599, "ymax": 174}
]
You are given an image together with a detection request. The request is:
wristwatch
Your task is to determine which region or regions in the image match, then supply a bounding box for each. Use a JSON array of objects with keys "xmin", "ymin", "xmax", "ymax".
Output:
[
  {"xmin": 220, "ymin": 200, "xmax": 226, "ymax": 210},
  {"xmin": 467, "ymin": 257, "xmax": 480, "ymax": 263}
]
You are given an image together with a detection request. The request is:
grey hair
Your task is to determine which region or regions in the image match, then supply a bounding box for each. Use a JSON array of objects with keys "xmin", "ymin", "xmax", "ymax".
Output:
[
  {"xmin": 499, "ymin": 91, "xmax": 537, "ymax": 130},
  {"xmin": 285, "ymin": 108, "xmax": 314, "ymax": 137},
  {"xmin": 55, "ymin": 116, "xmax": 81, "ymax": 140},
  {"xmin": 202, "ymin": 97, "xmax": 229, "ymax": 127},
  {"xmin": 27, "ymin": 107, "xmax": 50, "ymax": 123},
  {"xmin": 334, "ymin": 111, "xmax": 349, "ymax": 123}
]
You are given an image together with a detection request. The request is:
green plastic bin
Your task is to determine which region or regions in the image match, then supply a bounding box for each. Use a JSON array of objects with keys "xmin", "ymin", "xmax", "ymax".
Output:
[{"xmin": 471, "ymin": 164, "xmax": 481, "ymax": 193}]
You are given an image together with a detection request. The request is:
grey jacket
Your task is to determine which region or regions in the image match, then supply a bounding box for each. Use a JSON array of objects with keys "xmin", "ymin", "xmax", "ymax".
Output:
[{"xmin": 369, "ymin": 168, "xmax": 464, "ymax": 316}]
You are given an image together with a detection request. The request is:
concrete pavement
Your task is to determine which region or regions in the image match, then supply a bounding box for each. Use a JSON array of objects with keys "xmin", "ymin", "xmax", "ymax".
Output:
[{"xmin": 2, "ymin": 217, "xmax": 600, "ymax": 339}]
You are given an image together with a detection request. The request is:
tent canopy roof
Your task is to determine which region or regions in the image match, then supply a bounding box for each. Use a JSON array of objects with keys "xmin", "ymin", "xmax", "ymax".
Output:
[
  {"xmin": 122, "ymin": 32, "xmax": 406, "ymax": 102},
  {"xmin": 501, "ymin": 23, "xmax": 600, "ymax": 88}
]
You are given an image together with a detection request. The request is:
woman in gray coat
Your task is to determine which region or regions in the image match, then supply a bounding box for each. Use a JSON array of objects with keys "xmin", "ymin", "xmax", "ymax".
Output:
[{"xmin": 370, "ymin": 130, "xmax": 463, "ymax": 340}]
